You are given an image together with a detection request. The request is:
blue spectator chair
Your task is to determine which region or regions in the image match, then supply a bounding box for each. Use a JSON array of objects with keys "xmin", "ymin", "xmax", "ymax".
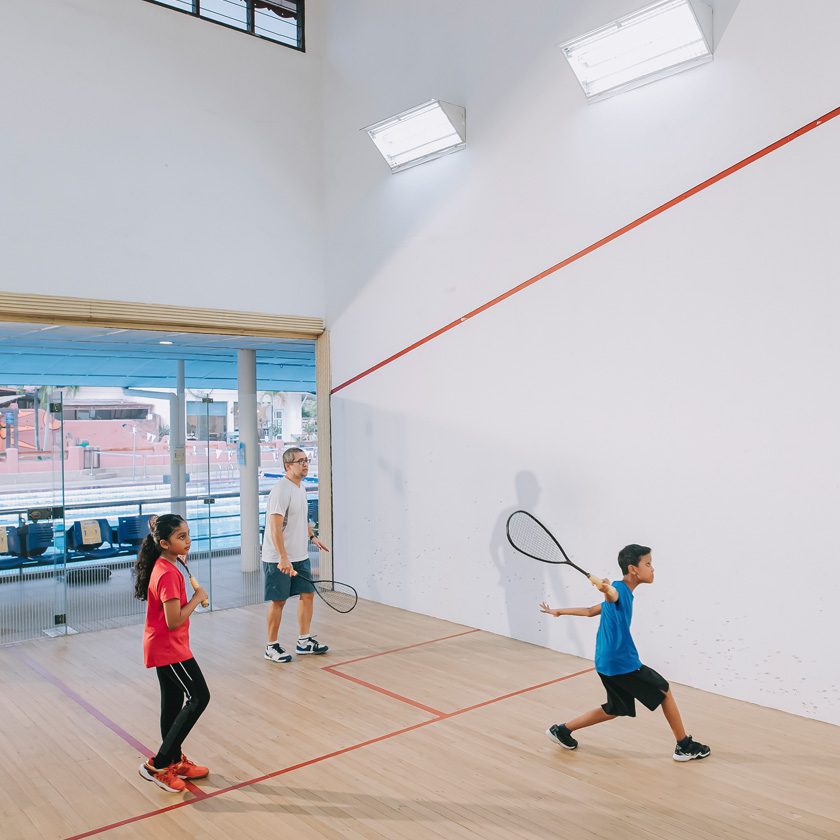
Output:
[
  {"xmin": 117, "ymin": 515, "xmax": 150, "ymax": 551},
  {"xmin": 7, "ymin": 522, "xmax": 54, "ymax": 560},
  {"xmin": 0, "ymin": 525, "xmax": 25, "ymax": 571},
  {"xmin": 66, "ymin": 519, "xmax": 119, "ymax": 560}
]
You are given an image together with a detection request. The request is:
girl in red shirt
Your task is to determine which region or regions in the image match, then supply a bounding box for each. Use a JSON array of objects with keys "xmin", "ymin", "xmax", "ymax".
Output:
[{"xmin": 134, "ymin": 514, "xmax": 211, "ymax": 793}]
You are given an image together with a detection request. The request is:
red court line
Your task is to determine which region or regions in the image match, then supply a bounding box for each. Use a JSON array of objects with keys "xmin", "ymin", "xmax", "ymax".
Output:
[
  {"xmin": 332, "ymin": 106, "xmax": 840, "ymax": 395},
  {"xmin": 326, "ymin": 627, "xmax": 479, "ymax": 668},
  {"xmin": 323, "ymin": 665, "xmax": 446, "ymax": 716},
  {"xmin": 13, "ymin": 649, "xmax": 206, "ymax": 799},
  {"xmin": 444, "ymin": 667, "xmax": 595, "ymax": 717},
  {"xmin": 64, "ymin": 664, "xmax": 594, "ymax": 838}
]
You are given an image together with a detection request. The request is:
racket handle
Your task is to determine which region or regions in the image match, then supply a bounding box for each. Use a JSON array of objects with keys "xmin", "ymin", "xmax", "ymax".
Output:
[{"xmin": 190, "ymin": 575, "xmax": 210, "ymax": 608}]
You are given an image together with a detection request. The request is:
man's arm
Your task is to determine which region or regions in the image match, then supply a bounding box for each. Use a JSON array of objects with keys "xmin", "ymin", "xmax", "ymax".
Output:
[
  {"xmin": 269, "ymin": 513, "xmax": 293, "ymax": 574},
  {"xmin": 308, "ymin": 521, "xmax": 329, "ymax": 552}
]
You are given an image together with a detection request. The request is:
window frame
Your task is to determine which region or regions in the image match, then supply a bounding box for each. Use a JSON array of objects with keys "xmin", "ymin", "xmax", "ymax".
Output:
[{"xmin": 140, "ymin": 0, "xmax": 305, "ymax": 52}]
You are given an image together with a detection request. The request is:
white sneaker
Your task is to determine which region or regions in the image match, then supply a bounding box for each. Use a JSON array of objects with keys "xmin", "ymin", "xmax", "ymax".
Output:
[
  {"xmin": 296, "ymin": 636, "xmax": 329, "ymax": 655},
  {"xmin": 264, "ymin": 643, "xmax": 292, "ymax": 663}
]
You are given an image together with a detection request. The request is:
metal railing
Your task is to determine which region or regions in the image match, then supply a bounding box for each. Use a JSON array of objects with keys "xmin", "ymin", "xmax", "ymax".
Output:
[{"xmin": 0, "ymin": 486, "xmax": 321, "ymax": 645}]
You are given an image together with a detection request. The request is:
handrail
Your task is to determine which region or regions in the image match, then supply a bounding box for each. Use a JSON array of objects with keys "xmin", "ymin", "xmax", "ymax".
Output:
[
  {"xmin": 0, "ymin": 482, "xmax": 317, "ymax": 520},
  {"xmin": 0, "ymin": 488, "xmax": 278, "ymax": 518}
]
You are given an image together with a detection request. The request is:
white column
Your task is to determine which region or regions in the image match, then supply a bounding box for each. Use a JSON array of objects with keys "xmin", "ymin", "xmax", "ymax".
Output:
[
  {"xmin": 238, "ymin": 349, "xmax": 260, "ymax": 572},
  {"xmin": 173, "ymin": 360, "xmax": 187, "ymax": 518},
  {"xmin": 283, "ymin": 392, "xmax": 303, "ymax": 439}
]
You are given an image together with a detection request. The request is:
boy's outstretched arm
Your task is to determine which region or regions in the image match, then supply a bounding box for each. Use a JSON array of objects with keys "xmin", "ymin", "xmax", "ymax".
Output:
[
  {"xmin": 589, "ymin": 575, "xmax": 619, "ymax": 603},
  {"xmin": 539, "ymin": 601, "xmax": 602, "ymax": 618}
]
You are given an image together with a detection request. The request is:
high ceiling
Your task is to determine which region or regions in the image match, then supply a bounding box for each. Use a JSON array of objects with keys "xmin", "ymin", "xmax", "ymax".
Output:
[{"xmin": 0, "ymin": 322, "xmax": 316, "ymax": 392}]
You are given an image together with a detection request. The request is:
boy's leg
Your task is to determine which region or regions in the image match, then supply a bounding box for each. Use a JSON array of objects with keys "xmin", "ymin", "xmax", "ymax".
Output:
[
  {"xmin": 566, "ymin": 707, "xmax": 617, "ymax": 731},
  {"xmin": 660, "ymin": 690, "xmax": 687, "ymax": 742},
  {"xmin": 661, "ymin": 688, "xmax": 711, "ymax": 761},
  {"xmin": 547, "ymin": 707, "xmax": 616, "ymax": 750}
]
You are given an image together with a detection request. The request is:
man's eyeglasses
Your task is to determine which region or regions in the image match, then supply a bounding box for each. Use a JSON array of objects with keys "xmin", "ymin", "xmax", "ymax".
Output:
[{"xmin": 292, "ymin": 458, "xmax": 310, "ymax": 465}]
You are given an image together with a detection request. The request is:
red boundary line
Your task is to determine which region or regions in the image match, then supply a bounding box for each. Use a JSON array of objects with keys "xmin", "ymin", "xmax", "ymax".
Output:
[
  {"xmin": 332, "ymin": 106, "xmax": 840, "ymax": 395},
  {"xmin": 65, "ymin": 665, "xmax": 594, "ymax": 839},
  {"xmin": 12, "ymin": 649, "xmax": 207, "ymax": 799},
  {"xmin": 321, "ymin": 627, "xmax": 478, "ymax": 716},
  {"xmin": 327, "ymin": 627, "xmax": 479, "ymax": 668},
  {"xmin": 322, "ymin": 666, "xmax": 446, "ymax": 716}
]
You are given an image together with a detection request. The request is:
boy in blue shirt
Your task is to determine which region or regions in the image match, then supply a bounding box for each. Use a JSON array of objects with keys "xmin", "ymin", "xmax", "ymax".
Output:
[{"xmin": 539, "ymin": 544, "xmax": 710, "ymax": 762}]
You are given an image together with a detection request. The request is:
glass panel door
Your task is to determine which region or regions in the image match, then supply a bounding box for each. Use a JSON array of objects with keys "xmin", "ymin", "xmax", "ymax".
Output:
[
  {"xmin": 187, "ymin": 397, "xmax": 214, "ymax": 613},
  {"xmin": 0, "ymin": 389, "xmax": 66, "ymax": 643},
  {"xmin": 61, "ymin": 386, "xmax": 147, "ymax": 635}
]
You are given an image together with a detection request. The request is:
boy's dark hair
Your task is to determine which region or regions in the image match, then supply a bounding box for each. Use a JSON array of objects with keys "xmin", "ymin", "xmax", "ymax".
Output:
[{"xmin": 618, "ymin": 544, "xmax": 651, "ymax": 575}]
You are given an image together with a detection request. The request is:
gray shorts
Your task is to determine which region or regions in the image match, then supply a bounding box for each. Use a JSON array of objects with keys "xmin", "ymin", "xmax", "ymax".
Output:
[{"xmin": 264, "ymin": 558, "xmax": 315, "ymax": 602}]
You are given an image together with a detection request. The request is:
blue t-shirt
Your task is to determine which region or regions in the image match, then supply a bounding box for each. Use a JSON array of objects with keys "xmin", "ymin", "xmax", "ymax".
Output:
[{"xmin": 594, "ymin": 580, "xmax": 642, "ymax": 676}]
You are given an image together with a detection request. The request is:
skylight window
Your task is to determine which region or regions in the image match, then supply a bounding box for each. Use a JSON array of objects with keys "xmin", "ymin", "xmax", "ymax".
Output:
[
  {"xmin": 560, "ymin": 0, "xmax": 712, "ymax": 102},
  {"xmin": 364, "ymin": 100, "xmax": 467, "ymax": 174}
]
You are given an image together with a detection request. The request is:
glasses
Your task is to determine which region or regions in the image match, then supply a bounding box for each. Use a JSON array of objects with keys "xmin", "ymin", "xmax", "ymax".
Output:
[{"xmin": 292, "ymin": 457, "xmax": 310, "ymax": 465}]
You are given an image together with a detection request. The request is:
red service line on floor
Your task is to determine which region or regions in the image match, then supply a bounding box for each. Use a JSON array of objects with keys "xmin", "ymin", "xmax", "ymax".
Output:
[
  {"xmin": 322, "ymin": 627, "xmax": 479, "ymax": 717},
  {"xmin": 323, "ymin": 665, "xmax": 447, "ymax": 717},
  {"xmin": 332, "ymin": 106, "xmax": 840, "ymax": 395},
  {"xmin": 13, "ymin": 649, "xmax": 207, "ymax": 799},
  {"xmin": 327, "ymin": 627, "xmax": 480, "ymax": 669}
]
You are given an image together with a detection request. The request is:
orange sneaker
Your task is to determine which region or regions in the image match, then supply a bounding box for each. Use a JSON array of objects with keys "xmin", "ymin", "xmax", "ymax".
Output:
[
  {"xmin": 172, "ymin": 753, "xmax": 209, "ymax": 780},
  {"xmin": 139, "ymin": 759, "xmax": 187, "ymax": 792}
]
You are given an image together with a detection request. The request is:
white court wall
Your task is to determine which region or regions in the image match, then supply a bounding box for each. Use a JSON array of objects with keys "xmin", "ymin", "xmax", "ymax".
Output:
[
  {"xmin": 0, "ymin": 0, "xmax": 325, "ymax": 316},
  {"xmin": 325, "ymin": 1, "xmax": 840, "ymax": 724}
]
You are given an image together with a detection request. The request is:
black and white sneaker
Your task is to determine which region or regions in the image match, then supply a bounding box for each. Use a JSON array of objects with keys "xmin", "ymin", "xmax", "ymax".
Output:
[
  {"xmin": 264, "ymin": 643, "xmax": 293, "ymax": 663},
  {"xmin": 546, "ymin": 724, "xmax": 578, "ymax": 750},
  {"xmin": 673, "ymin": 736, "xmax": 710, "ymax": 761},
  {"xmin": 296, "ymin": 636, "xmax": 329, "ymax": 655}
]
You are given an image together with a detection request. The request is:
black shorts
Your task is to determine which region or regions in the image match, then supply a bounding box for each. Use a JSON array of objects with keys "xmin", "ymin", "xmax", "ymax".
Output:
[
  {"xmin": 598, "ymin": 665, "xmax": 669, "ymax": 717},
  {"xmin": 264, "ymin": 558, "xmax": 315, "ymax": 602}
]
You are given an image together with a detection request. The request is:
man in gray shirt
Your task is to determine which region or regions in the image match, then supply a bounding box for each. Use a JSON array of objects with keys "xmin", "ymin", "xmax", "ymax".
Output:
[{"xmin": 262, "ymin": 447, "xmax": 330, "ymax": 662}]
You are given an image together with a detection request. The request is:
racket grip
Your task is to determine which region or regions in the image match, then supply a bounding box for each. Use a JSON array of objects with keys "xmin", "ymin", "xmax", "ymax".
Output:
[{"xmin": 190, "ymin": 575, "xmax": 210, "ymax": 608}]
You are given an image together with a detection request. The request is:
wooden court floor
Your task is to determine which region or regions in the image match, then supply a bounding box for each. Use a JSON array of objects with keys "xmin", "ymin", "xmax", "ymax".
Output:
[{"xmin": 1, "ymin": 599, "xmax": 838, "ymax": 840}]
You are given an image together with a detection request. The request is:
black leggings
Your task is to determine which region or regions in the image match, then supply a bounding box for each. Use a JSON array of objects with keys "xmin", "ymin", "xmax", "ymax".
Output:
[{"xmin": 153, "ymin": 658, "xmax": 210, "ymax": 768}]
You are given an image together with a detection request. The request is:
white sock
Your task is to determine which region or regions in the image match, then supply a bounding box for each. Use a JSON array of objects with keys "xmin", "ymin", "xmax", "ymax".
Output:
[
  {"xmin": 267, "ymin": 640, "xmax": 278, "ymax": 647},
  {"xmin": 298, "ymin": 634, "xmax": 311, "ymax": 643}
]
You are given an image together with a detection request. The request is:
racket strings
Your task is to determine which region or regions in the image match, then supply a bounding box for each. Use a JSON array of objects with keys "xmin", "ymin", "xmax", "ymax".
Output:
[
  {"xmin": 313, "ymin": 580, "xmax": 358, "ymax": 613},
  {"xmin": 507, "ymin": 513, "xmax": 566, "ymax": 563}
]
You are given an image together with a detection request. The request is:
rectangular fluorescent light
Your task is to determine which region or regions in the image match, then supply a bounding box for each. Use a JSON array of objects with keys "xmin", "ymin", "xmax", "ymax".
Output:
[
  {"xmin": 560, "ymin": 0, "xmax": 712, "ymax": 103},
  {"xmin": 364, "ymin": 100, "xmax": 466, "ymax": 173}
]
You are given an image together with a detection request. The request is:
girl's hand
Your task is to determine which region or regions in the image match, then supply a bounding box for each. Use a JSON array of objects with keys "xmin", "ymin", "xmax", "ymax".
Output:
[
  {"xmin": 192, "ymin": 585, "xmax": 209, "ymax": 605},
  {"xmin": 539, "ymin": 601, "xmax": 560, "ymax": 617}
]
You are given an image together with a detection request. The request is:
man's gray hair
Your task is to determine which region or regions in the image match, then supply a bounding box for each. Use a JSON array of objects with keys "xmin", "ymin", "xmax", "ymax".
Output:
[{"xmin": 283, "ymin": 447, "xmax": 305, "ymax": 468}]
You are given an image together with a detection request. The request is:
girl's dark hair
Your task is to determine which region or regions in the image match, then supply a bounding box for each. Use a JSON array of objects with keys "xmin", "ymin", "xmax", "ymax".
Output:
[
  {"xmin": 617, "ymin": 544, "xmax": 651, "ymax": 575},
  {"xmin": 134, "ymin": 514, "xmax": 186, "ymax": 601}
]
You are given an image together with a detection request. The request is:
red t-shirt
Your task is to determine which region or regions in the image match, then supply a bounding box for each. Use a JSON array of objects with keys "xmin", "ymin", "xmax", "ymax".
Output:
[{"xmin": 143, "ymin": 557, "xmax": 193, "ymax": 668}]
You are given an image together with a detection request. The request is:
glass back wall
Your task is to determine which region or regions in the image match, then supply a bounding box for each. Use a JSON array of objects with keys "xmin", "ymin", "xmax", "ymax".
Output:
[{"xmin": 0, "ymin": 325, "xmax": 317, "ymax": 644}]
